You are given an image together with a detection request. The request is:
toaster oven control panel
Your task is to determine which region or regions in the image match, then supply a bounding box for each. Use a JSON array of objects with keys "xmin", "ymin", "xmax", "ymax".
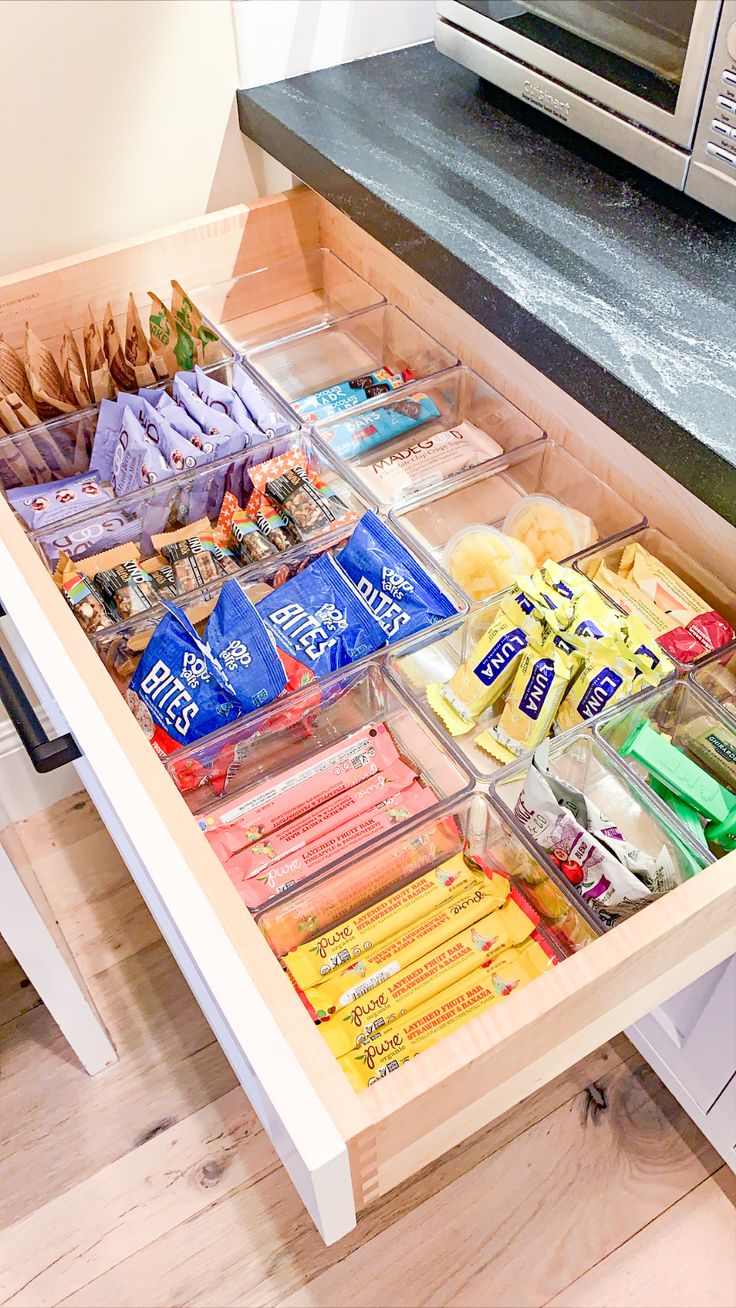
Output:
[{"xmin": 687, "ymin": 3, "xmax": 736, "ymax": 218}]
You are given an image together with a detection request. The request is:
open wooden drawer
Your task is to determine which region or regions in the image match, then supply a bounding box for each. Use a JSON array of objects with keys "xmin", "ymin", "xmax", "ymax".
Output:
[{"xmin": 1, "ymin": 188, "xmax": 735, "ymax": 1245}]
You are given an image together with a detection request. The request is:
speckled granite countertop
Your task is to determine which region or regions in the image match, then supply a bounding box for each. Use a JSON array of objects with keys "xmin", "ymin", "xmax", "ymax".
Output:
[{"xmin": 238, "ymin": 43, "xmax": 736, "ymax": 524}]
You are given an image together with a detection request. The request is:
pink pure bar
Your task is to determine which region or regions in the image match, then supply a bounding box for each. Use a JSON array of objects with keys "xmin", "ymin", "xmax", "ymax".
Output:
[
  {"xmin": 225, "ymin": 759, "xmax": 419, "ymax": 881},
  {"xmin": 200, "ymin": 722, "xmax": 402, "ymax": 862},
  {"xmin": 232, "ymin": 779, "xmax": 439, "ymax": 909}
]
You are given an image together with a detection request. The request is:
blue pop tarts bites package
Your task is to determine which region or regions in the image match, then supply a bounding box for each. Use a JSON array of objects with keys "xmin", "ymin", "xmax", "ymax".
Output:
[
  {"xmin": 256, "ymin": 553, "xmax": 386, "ymax": 691},
  {"xmin": 337, "ymin": 511, "xmax": 457, "ymax": 641},
  {"xmin": 205, "ymin": 581, "xmax": 287, "ymax": 713}
]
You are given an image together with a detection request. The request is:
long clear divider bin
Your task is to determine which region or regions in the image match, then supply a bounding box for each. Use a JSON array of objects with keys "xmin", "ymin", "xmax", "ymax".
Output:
[
  {"xmin": 246, "ymin": 304, "xmax": 459, "ymax": 427},
  {"xmin": 313, "ymin": 365, "xmax": 546, "ymax": 508},
  {"xmin": 597, "ymin": 679, "xmax": 736, "ymax": 858},
  {"xmin": 169, "ymin": 662, "xmax": 474, "ymax": 913},
  {"xmin": 575, "ymin": 526, "xmax": 736, "ymax": 673},
  {"xmin": 256, "ymin": 790, "xmax": 597, "ymax": 1089},
  {"xmin": 692, "ymin": 647, "xmax": 736, "ymax": 724},
  {"xmin": 192, "ymin": 249, "xmax": 386, "ymax": 354},
  {"xmin": 492, "ymin": 728, "xmax": 711, "ymax": 932},
  {"xmin": 389, "ymin": 440, "xmax": 646, "ymax": 607}
]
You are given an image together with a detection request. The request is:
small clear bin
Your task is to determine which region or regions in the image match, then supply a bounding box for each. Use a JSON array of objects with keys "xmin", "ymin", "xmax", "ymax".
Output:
[
  {"xmin": 179, "ymin": 662, "xmax": 475, "ymax": 913},
  {"xmin": 313, "ymin": 366, "xmax": 546, "ymax": 507},
  {"xmin": 691, "ymin": 647, "xmax": 736, "ymax": 724},
  {"xmin": 192, "ymin": 249, "xmax": 385, "ymax": 353},
  {"xmin": 492, "ymin": 728, "xmax": 711, "ymax": 928},
  {"xmin": 246, "ymin": 304, "xmax": 458, "ymax": 424},
  {"xmin": 389, "ymin": 440, "xmax": 645, "ymax": 606},
  {"xmin": 257, "ymin": 788, "xmax": 596, "ymax": 963},
  {"xmin": 575, "ymin": 527, "xmax": 736, "ymax": 672},
  {"xmin": 597, "ymin": 679, "xmax": 736, "ymax": 856}
]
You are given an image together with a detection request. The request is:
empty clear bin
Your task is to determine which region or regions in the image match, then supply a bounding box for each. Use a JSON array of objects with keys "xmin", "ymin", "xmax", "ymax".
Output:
[
  {"xmin": 492, "ymin": 728, "xmax": 710, "ymax": 928},
  {"xmin": 390, "ymin": 440, "xmax": 645, "ymax": 606},
  {"xmin": 192, "ymin": 249, "xmax": 385, "ymax": 353},
  {"xmin": 246, "ymin": 304, "xmax": 458, "ymax": 425},
  {"xmin": 691, "ymin": 647, "xmax": 736, "ymax": 724},
  {"xmin": 179, "ymin": 662, "xmax": 474, "ymax": 912},
  {"xmin": 597, "ymin": 679, "xmax": 736, "ymax": 856},
  {"xmin": 313, "ymin": 365, "xmax": 546, "ymax": 507},
  {"xmin": 257, "ymin": 787, "xmax": 596, "ymax": 968},
  {"xmin": 575, "ymin": 527, "xmax": 736, "ymax": 672}
]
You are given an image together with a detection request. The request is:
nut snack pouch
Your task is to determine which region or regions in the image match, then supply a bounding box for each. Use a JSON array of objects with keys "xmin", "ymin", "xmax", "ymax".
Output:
[
  {"xmin": 123, "ymin": 395, "xmax": 211, "ymax": 475},
  {"xmin": 293, "ymin": 365, "xmax": 415, "ymax": 423},
  {"xmin": 318, "ymin": 392, "xmax": 442, "ymax": 463},
  {"xmin": 316, "ymin": 889, "xmax": 539, "ymax": 1054},
  {"xmin": 338, "ymin": 936, "xmax": 556, "ymax": 1089},
  {"xmin": 125, "ymin": 294, "xmax": 157, "ymax": 386},
  {"xmin": 191, "ymin": 365, "xmax": 258, "ymax": 434},
  {"xmin": 232, "ymin": 362, "xmax": 292, "ymax": 438},
  {"xmin": 337, "ymin": 511, "xmax": 457, "ymax": 642},
  {"xmin": 205, "ymin": 579, "xmax": 286, "ymax": 714},
  {"xmin": 304, "ymin": 870, "xmax": 512, "ymax": 1013},
  {"xmin": 149, "ymin": 291, "xmax": 198, "ymax": 373},
  {"xmin": 111, "ymin": 409, "xmax": 173, "ymax": 495},
  {"xmin": 102, "ymin": 303, "xmax": 138, "ymax": 392},
  {"xmin": 171, "ymin": 281, "xmax": 220, "ymax": 365},
  {"xmin": 127, "ymin": 600, "xmax": 240, "ymax": 755},
  {"xmin": 7, "ymin": 472, "xmax": 113, "ymax": 530},
  {"xmin": 24, "ymin": 324, "xmax": 76, "ymax": 416},
  {"xmin": 155, "ymin": 390, "xmax": 204, "ymax": 443},
  {"xmin": 171, "ymin": 376, "xmax": 246, "ymax": 453},
  {"xmin": 282, "ymin": 852, "xmax": 489, "ymax": 990},
  {"xmin": 200, "ymin": 721, "xmax": 403, "ymax": 861},
  {"xmin": 256, "ymin": 553, "xmax": 386, "ymax": 690},
  {"xmin": 82, "ymin": 310, "xmax": 115, "ymax": 402},
  {"xmin": 235, "ymin": 780, "xmax": 438, "ymax": 909}
]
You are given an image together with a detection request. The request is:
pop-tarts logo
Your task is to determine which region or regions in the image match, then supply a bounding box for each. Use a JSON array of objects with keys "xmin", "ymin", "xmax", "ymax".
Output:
[
  {"xmin": 315, "ymin": 603, "xmax": 347, "ymax": 634},
  {"xmin": 381, "ymin": 567, "xmax": 414, "ymax": 601},
  {"xmin": 519, "ymin": 657, "xmax": 555, "ymax": 720},
  {"xmin": 475, "ymin": 629, "xmax": 527, "ymax": 686},
  {"xmin": 578, "ymin": 668, "xmax": 623, "ymax": 718}
]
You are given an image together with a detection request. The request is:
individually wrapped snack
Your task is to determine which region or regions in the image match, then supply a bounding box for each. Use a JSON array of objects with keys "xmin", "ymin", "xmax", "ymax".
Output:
[
  {"xmin": 478, "ymin": 641, "xmax": 577, "ymax": 762},
  {"xmin": 127, "ymin": 600, "xmax": 240, "ymax": 755},
  {"xmin": 205, "ymin": 579, "xmax": 286, "ymax": 714},
  {"xmin": 356, "ymin": 418, "xmax": 504, "ymax": 500},
  {"xmin": 618, "ymin": 541, "xmax": 734, "ymax": 656},
  {"xmin": 155, "ymin": 391, "xmax": 204, "ymax": 442},
  {"xmin": 191, "ymin": 365, "xmax": 257, "ymax": 434},
  {"xmin": 76, "ymin": 542, "xmax": 154, "ymax": 617},
  {"xmin": 125, "ymin": 395, "xmax": 210, "ymax": 473},
  {"xmin": 200, "ymin": 721, "xmax": 403, "ymax": 859},
  {"xmin": 102, "ymin": 303, "xmax": 137, "ymax": 392},
  {"xmin": 230, "ymin": 512, "xmax": 276, "ymax": 564},
  {"xmin": 622, "ymin": 612, "xmax": 673, "ymax": 683},
  {"xmin": 152, "ymin": 519, "xmax": 226, "ymax": 593},
  {"xmin": 55, "ymin": 552, "xmax": 111, "ymax": 635},
  {"xmin": 83, "ymin": 310, "xmax": 115, "ymax": 402},
  {"xmin": 236, "ymin": 780, "xmax": 438, "ymax": 909},
  {"xmin": 111, "ymin": 409, "xmax": 173, "ymax": 495},
  {"xmin": 0, "ymin": 337, "xmax": 35, "ymax": 414},
  {"xmin": 678, "ymin": 715, "xmax": 736, "ymax": 792},
  {"xmin": 315, "ymin": 890, "xmax": 538, "ymax": 1054},
  {"xmin": 304, "ymin": 870, "xmax": 511, "ymax": 1013},
  {"xmin": 7, "ymin": 472, "xmax": 113, "ymax": 529},
  {"xmin": 503, "ymin": 495, "xmax": 597, "ymax": 566},
  {"xmin": 586, "ymin": 560, "xmax": 708, "ymax": 663},
  {"xmin": 337, "ymin": 511, "xmax": 456, "ymax": 642},
  {"xmin": 338, "ymin": 936, "xmax": 556, "ymax": 1089},
  {"xmin": 171, "ymin": 375, "xmax": 245, "ymax": 453},
  {"xmin": 123, "ymin": 293, "xmax": 156, "ymax": 385},
  {"xmin": 318, "ymin": 393, "xmax": 443, "ymax": 463},
  {"xmin": 294, "ymin": 366, "xmax": 414, "ymax": 422},
  {"xmin": 25, "ymin": 324, "xmax": 76, "ymax": 416},
  {"xmin": 282, "ymin": 851, "xmax": 482, "ymax": 989},
  {"xmin": 444, "ymin": 526, "xmax": 536, "ymax": 601},
  {"xmin": 149, "ymin": 291, "xmax": 196, "ymax": 373},
  {"xmin": 141, "ymin": 558, "xmax": 177, "ymax": 601},
  {"xmin": 255, "ymin": 501, "xmax": 293, "ymax": 552},
  {"xmin": 428, "ymin": 593, "xmax": 545, "ymax": 736},
  {"xmin": 39, "ymin": 505, "xmax": 140, "ymax": 568},
  {"xmin": 171, "ymin": 282, "xmax": 220, "ymax": 365},
  {"xmin": 257, "ymin": 552, "xmax": 386, "ymax": 690},
  {"xmin": 59, "ymin": 328, "xmax": 93, "ymax": 408},
  {"xmin": 232, "ymin": 362, "xmax": 291, "ymax": 438},
  {"xmin": 265, "ymin": 465, "xmax": 342, "ymax": 541},
  {"xmin": 555, "ymin": 644, "xmax": 638, "ymax": 734}
]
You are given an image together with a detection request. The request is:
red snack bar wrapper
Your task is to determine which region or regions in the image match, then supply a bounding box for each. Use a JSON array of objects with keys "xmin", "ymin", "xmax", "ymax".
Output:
[{"xmin": 234, "ymin": 780, "xmax": 438, "ymax": 909}]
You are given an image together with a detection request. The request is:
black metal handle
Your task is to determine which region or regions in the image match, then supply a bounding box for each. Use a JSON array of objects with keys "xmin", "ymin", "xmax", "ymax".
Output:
[{"xmin": 0, "ymin": 602, "xmax": 81, "ymax": 773}]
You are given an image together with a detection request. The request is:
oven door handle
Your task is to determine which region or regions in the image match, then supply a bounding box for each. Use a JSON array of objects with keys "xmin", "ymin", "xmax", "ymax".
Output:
[{"xmin": 0, "ymin": 602, "xmax": 81, "ymax": 773}]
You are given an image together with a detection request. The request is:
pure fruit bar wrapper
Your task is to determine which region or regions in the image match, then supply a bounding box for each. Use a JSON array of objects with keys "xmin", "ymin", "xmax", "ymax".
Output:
[{"xmin": 315, "ymin": 889, "xmax": 538, "ymax": 1055}]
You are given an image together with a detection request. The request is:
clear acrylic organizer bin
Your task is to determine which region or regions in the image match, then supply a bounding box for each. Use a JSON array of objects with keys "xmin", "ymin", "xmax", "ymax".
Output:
[
  {"xmin": 313, "ymin": 365, "xmax": 546, "ymax": 507},
  {"xmin": 492, "ymin": 727, "xmax": 711, "ymax": 929},
  {"xmin": 596, "ymin": 679, "xmax": 736, "ymax": 856},
  {"xmin": 0, "ymin": 305, "xmax": 236, "ymax": 495},
  {"xmin": 192, "ymin": 249, "xmax": 385, "ymax": 354},
  {"xmin": 256, "ymin": 787, "xmax": 597, "ymax": 962},
  {"xmin": 389, "ymin": 440, "xmax": 645, "ymax": 607},
  {"xmin": 177, "ymin": 663, "xmax": 475, "ymax": 913},
  {"xmin": 246, "ymin": 304, "xmax": 459, "ymax": 425},
  {"xmin": 575, "ymin": 527, "xmax": 736, "ymax": 672},
  {"xmin": 691, "ymin": 647, "xmax": 736, "ymax": 724}
]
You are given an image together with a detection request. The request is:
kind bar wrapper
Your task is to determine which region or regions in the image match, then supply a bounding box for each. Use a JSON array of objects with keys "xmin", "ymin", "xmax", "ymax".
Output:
[
  {"xmin": 102, "ymin": 303, "xmax": 137, "ymax": 392},
  {"xmin": 201, "ymin": 722, "xmax": 403, "ymax": 861},
  {"xmin": 125, "ymin": 295, "xmax": 157, "ymax": 386},
  {"xmin": 266, "ymin": 466, "xmax": 340, "ymax": 541},
  {"xmin": 83, "ymin": 310, "xmax": 115, "ymax": 402},
  {"xmin": 235, "ymin": 780, "xmax": 438, "ymax": 909},
  {"xmin": 56, "ymin": 552, "xmax": 111, "ymax": 635},
  {"xmin": 225, "ymin": 762, "xmax": 418, "ymax": 879},
  {"xmin": 618, "ymin": 541, "xmax": 734, "ymax": 656},
  {"xmin": 283, "ymin": 851, "xmax": 484, "ymax": 990},
  {"xmin": 0, "ymin": 337, "xmax": 36, "ymax": 414},
  {"xmin": 230, "ymin": 513, "xmax": 277, "ymax": 565},
  {"xmin": 338, "ymin": 936, "xmax": 556, "ymax": 1090},
  {"xmin": 317, "ymin": 890, "xmax": 538, "ymax": 1055},
  {"xmin": 152, "ymin": 519, "xmax": 224, "ymax": 593},
  {"xmin": 479, "ymin": 641, "xmax": 577, "ymax": 763},
  {"xmin": 25, "ymin": 324, "xmax": 76, "ymax": 416},
  {"xmin": 306, "ymin": 870, "xmax": 511, "ymax": 1015},
  {"xmin": 171, "ymin": 282, "xmax": 219, "ymax": 365},
  {"xmin": 77, "ymin": 543, "xmax": 156, "ymax": 620}
]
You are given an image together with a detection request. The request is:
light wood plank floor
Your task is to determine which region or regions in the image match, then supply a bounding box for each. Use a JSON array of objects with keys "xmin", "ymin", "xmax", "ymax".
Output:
[{"xmin": 0, "ymin": 794, "xmax": 734, "ymax": 1308}]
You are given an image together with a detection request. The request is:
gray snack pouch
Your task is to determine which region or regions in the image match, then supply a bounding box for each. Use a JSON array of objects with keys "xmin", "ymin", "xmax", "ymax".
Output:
[{"xmin": 233, "ymin": 362, "xmax": 291, "ymax": 437}]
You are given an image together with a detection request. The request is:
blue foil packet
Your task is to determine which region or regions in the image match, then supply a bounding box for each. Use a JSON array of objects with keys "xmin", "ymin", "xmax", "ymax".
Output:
[
  {"xmin": 293, "ymin": 366, "xmax": 411, "ymax": 424},
  {"xmin": 205, "ymin": 580, "xmax": 287, "ymax": 713},
  {"xmin": 256, "ymin": 553, "xmax": 385, "ymax": 689},
  {"xmin": 337, "ymin": 511, "xmax": 457, "ymax": 642},
  {"xmin": 318, "ymin": 393, "xmax": 441, "ymax": 460},
  {"xmin": 128, "ymin": 601, "xmax": 240, "ymax": 755}
]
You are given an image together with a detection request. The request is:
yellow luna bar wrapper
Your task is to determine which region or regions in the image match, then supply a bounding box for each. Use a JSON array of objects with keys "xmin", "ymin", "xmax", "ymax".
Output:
[
  {"xmin": 317, "ymin": 892, "xmax": 536, "ymax": 1056},
  {"xmin": 555, "ymin": 641, "xmax": 638, "ymax": 734},
  {"xmin": 478, "ymin": 641, "xmax": 577, "ymax": 763},
  {"xmin": 620, "ymin": 612, "xmax": 673, "ymax": 684},
  {"xmin": 338, "ymin": 937, "xmax": 556, "ymax": 1090},
  {"xmin": 427, "ymin": 593, "xmax": 544, "ymax": 736},
  {"xmin": 283, "ymin": 853, "xmax": 478, "ymax": 991},
  {"xmin": 305, "ymin": 871, "xmax": 511, "ymax": 1014}
]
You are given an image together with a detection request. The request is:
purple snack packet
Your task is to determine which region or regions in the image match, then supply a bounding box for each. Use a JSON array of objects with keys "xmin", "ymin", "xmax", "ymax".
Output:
[
  {"xmin": 233, "ymin": 362, "xmax": 291, "ymax": 437},
  {"xmin": 111, "ymin": 410, "xmax": 173, "ymax": 496},
  {"xmin": 8, "ymin": 472, "xmax": 113, "ymax": 530},
  {"xmin": 193, "ymin": 365, "xmax": 259, "ymax": 435},
  {"xmin": 37, "ymin": 507, "xmax": 141, "ymax": 567}
]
